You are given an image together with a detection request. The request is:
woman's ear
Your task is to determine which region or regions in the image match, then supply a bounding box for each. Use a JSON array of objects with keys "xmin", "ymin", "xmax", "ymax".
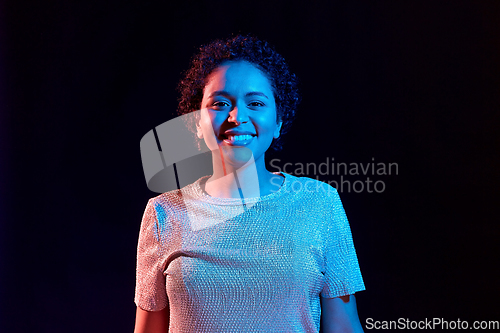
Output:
[
  {"xmin": 273, "ymin": 121, "xmax": 283, "ymax": 139},
  {"xmin": 196, "ymin": 121, "xmax": 204, "ymax": 139}
]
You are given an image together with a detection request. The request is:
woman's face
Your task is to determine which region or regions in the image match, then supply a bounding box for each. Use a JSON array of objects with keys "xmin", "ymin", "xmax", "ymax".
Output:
[{"xmin": 198, "ymin": 60, "xmax": 282, "ymax": 167}]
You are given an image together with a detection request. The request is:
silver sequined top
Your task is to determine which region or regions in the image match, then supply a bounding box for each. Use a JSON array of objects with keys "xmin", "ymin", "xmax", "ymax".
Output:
[{"xmin": 135, "ymin": 172, "xmax": 365, "ymax": 332}]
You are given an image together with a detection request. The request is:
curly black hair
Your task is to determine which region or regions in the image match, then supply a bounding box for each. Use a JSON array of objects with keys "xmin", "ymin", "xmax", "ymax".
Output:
[{"xmin": 177, "ymin": 35, "xmax": 300, "ymax": 151}]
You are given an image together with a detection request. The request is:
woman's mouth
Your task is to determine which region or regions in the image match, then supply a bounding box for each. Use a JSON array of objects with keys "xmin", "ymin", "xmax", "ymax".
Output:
[{"xmin": 222, "ymin": 134, "xmax": 255, "ymax": 146}]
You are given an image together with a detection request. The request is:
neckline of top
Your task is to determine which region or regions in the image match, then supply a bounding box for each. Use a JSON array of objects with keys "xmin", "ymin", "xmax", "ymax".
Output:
[{"xmin": 188, "ymin": 172, "xmax": 292, "ymax": 206}]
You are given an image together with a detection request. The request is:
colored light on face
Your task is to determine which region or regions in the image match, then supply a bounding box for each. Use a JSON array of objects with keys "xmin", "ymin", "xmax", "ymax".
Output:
[{"xmin": 199, "ymin": 60, "xmax": 282, "ymax": 168}]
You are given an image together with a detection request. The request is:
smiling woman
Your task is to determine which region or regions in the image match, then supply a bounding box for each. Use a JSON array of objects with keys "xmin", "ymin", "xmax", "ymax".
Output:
[{"xmin": 134, "ymin": 35, "xmax": 365, "ymax": 333}]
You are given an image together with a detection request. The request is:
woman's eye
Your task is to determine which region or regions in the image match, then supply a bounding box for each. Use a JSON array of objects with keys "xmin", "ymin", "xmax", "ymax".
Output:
[
  {"xmin": 249, "ymin": 101, "xmax": 265, "ymax": 107},
  {"xmin": 212, "ymin": 101, "xmax": 230, "ymax": 108}
]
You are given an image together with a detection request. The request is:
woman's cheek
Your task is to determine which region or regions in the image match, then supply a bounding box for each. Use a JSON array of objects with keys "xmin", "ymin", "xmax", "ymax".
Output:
[
  {"xmin": 257, "ymin": 113, "xmax": 278, "ymax": 132},
  {"xmin": 209, "ymin": 112, "xmax": 225, "ymax": 135}
]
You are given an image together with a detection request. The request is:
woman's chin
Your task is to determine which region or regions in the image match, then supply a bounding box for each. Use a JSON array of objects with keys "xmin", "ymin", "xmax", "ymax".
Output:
[{"xmin": 220, "ymin": 146, "xmax": 255, "ymax": 168}]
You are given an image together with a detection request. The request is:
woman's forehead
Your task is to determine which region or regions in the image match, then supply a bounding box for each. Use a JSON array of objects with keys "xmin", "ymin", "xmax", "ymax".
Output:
[{"xmin": 204, "ymin": 61, "xmax": 272, "ymax": 94}]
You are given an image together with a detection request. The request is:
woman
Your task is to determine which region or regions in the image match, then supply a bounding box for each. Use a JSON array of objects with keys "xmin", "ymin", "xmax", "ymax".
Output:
[{"xmin": 134, "ymin": 35, "xmax": 365, "ymax": 332}]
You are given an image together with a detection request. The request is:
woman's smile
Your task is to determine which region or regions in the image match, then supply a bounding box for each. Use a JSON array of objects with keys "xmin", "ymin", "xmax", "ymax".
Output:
[{"xmin": 222, "ymin": 134, "xmax": 255, "ymax": 146}]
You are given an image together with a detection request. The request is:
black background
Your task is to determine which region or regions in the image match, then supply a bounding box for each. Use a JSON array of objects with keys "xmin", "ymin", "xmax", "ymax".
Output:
[{"xmin": 2, "ymin": 1, "xmax": 499, "ymax": 332}]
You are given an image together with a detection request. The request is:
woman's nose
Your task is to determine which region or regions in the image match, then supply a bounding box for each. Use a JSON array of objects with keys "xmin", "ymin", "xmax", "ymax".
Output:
[{"xmin": 228, "ymin": 105, "xmax": 248, "ymax": 125}]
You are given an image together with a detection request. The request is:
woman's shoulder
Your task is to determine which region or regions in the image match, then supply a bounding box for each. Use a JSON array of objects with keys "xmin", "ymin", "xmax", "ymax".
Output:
[
  {"xmin": 147, "ymin": 176, "xmax": 206, "ymax": 210},
  {"xmin": 282, "ymin": 172, "xmax": 339, "ymax": 199}
]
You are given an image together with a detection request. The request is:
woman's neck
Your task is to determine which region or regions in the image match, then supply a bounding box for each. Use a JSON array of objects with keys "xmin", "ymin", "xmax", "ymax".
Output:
[{"xmin": 204, "ymin": 150, "xmax": 284, "ymax": 199}]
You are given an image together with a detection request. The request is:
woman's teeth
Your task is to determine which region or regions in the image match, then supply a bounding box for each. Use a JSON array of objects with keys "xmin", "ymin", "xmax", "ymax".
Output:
[{"xmin": 225, "ymin": 134, "xmax": 254, "ymax": 143}]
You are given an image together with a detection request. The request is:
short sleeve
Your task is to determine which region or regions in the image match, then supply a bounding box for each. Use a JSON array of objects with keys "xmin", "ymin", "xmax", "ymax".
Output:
[
  {"xmin": 320, "ymin": 189, "xmax": 365, "ymax": 298},
  {"xmin": 134, "ymin": 198, "xmax": 168, "ymax": 311}
]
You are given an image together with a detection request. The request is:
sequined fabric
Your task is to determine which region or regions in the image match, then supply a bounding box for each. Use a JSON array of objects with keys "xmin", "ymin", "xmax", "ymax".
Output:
[{"xmin": 135, "ymin": 172, "xmax": 365, "ymax": 332}]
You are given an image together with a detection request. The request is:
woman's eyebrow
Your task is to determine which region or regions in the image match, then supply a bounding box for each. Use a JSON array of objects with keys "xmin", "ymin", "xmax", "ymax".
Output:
[
  {"xmin": 208, "ymin": 91, "xmax": 269, "ymax": 99},
  {"xmin": 208, "ymin": 90, "xmax": 231, "ymax": 98},
  {"xmin": 245, "ymin": 91, "xmax": 269, "ymax": 99}
]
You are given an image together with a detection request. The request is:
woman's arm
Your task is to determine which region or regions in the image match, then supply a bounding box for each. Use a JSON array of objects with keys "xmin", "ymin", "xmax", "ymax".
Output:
[
  {"xmin": 320, "ymin": 294, "xmax": 364, "ymax": 333},
  {"xmin": 134, "ymin": 306, "xmax": 170, "ymax": 333}
]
